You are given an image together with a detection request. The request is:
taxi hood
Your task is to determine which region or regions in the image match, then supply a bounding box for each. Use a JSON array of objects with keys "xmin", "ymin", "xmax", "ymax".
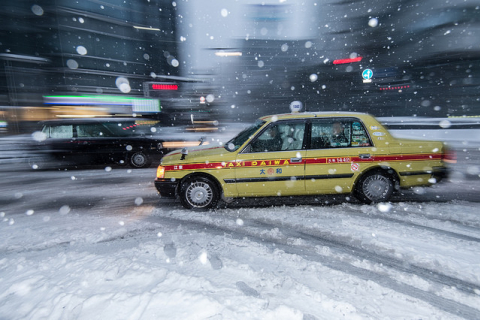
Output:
[{"xmin": 161, "ymin": 144, "xmax": 230, "ymax": 165}]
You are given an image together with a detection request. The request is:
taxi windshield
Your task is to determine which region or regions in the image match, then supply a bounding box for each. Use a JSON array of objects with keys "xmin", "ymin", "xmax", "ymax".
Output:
[{"xmin": 225, "ymin": 120, "xmax": 266, "ymax": 152}]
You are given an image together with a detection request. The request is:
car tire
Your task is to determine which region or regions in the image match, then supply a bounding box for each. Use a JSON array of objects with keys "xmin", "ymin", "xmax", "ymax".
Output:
[
  {"xmin": 354, "ymin": 170, "xmax": 394, "ymax": 204},
  {"xmin": 129, "ymin": 151, "xmax": 152, "ymax": 168},
  {"xmin": 180, "ymin": 176, "xmax": 219, "ymax": 210}
]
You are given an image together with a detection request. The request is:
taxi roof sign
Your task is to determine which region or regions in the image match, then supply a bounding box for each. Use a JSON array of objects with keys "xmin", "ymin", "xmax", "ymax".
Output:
[{"xmin": 289, "ymin": 101, "xmax": 303, "ymax": 113}]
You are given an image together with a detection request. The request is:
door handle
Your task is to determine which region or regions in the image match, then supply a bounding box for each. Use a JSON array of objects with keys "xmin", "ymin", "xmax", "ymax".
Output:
[
  {"xmin": 359, "ymin": 153, "xmax": 371, "ymax": 159},
  {"xmin": 290, "ymin": 157, "xmax": 303, "ymax": 163}
]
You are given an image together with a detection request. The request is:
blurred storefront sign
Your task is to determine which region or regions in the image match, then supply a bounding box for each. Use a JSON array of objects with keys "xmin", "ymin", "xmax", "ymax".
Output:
[{"xmin": 43, "ymin": 95, "xmax": 161, "ymax": 116}]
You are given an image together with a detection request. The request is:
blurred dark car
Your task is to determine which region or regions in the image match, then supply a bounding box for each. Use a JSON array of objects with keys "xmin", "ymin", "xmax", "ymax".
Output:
[{"xmin": 30, "ymin": 118, "xmax": 204, "ymax": 169}]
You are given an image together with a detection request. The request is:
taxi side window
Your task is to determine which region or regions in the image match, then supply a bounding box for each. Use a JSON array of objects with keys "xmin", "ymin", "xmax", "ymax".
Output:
[
  {"xmin": 310, "ymin": 119, "xmax": 371, "ymax": 149},
  {"xmin": 249, "ymin": 122, "xmax": 305, "ymax": 152},
  {"xmin": 42, "ymin": 125, "xmax": 73, "ymax": 139},
  {"xmin": 310, "ymin": 121, "xmax": 347, "ymax": 148},
  {"xmin": 351, "ymin": 121, "xmax": 372, "ymax": 147},
  {"xmin": 281, "ymin": 123, "xmax": 305, "ymax": 151}
]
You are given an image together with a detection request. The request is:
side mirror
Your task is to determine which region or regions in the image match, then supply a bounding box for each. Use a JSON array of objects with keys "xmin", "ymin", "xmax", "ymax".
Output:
[{"xmin": 180, "ymin": 147, "xmax": 188, "ymax": 160}]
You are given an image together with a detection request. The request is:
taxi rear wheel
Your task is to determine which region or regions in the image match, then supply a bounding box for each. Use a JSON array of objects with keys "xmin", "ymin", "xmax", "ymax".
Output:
[
  {"xmin": 129, "ymin": 151, "xmax": 152, "ymax": 168},
  {"xmin": 180, "ymin": 176, "xmax": 219, "ymax": 210},
  {"xmin": 355, "ymin": 171, "xmax": 394, "ymax": 204}
]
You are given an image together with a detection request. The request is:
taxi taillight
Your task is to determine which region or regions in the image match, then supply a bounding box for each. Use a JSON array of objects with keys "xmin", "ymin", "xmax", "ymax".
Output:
[
  {"xmin": 156, "ymin": 166, "xmax": 165, "ymax": 179},
  {"xmin": 442, "ymin": 148, "xmax": 457, "ymax": 164}
]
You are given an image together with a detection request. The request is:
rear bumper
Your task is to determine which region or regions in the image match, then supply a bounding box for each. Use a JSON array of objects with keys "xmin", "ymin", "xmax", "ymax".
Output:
[
  {"xmin": 154, "ymin": 178, "xmax": 179, "ymax": 198},
  {"xmin": 432, "ymin": 166, "xmax": 449, "ymax": 182}
]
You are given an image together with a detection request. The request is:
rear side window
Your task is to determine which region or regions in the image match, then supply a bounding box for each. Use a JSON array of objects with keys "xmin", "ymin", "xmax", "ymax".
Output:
[
  {"xmin": 310, "ymin": 118, "xmax": 372, "ymax": 149},
  {"xmin": 351, "ymin": 121, "xmax": 372, "ymax": 147},
  {"xmin": 76, "ymin": 124, "xmax": 116, "ymax": 137},
  {"xmin": 42, "ymin": 125, "xmax": 73, "ymax": 139}
]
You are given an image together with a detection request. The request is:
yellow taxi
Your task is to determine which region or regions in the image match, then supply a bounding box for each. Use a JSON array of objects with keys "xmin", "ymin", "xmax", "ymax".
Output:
[{"xmin": 155, "ymin": 112, "xmax": 456, "ymax": 209}]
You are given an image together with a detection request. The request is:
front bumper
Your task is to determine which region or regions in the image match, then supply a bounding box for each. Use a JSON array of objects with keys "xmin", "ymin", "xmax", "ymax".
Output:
[{"xmin": 154, "ymin": 178, "xmax": 179, "ymax": 198}]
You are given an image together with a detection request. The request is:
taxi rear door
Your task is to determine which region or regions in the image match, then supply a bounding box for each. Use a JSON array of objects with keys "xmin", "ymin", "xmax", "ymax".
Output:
[
  {"xmin": 234, "ymin": 121, "xmax": 307, "ymax": 197},
  {"xmin": 305, "ymin": 118, "xmax": 374, "ymax": 194}
]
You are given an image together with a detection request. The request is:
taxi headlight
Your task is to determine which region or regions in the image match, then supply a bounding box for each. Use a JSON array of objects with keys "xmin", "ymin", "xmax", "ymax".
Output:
[{"xmin": 156, "ymin": 166, "xmax": 165, "ymax": 179}]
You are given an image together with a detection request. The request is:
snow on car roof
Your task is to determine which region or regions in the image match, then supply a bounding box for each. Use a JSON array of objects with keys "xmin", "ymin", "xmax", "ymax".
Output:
[{"xmin": 259, "ymin": 111, "xmax": 372, "ymax": 121}]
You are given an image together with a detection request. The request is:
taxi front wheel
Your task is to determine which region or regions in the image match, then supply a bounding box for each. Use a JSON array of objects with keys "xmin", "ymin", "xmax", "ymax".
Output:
[
  {"xmin": 355, "ymin": 171, "xmax": 394, "ymax": 204},
  {"xmin": 180, "ymin": 176, "xmax": 220, "ymax": 209}
]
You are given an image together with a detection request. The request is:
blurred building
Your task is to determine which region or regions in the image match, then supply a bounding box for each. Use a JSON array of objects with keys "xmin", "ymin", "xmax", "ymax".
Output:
[
  {"xmin": 0, "ymin": 0, "xmax": 180, "ymax": 133},
  {"xmin": 212, "ymin": 0, "xmax": 480, "ymax": 121},
  {"xmin": 2, "ymin": 0, "xmax": 479, "ymax": 134}
]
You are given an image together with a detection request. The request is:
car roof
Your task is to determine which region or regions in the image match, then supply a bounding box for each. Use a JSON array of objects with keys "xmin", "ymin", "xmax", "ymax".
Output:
[
  {"xmin": 40, "ymin": 117, "xmax": 156, "ymax": 125},
  {"xmin": 259, "ymin": 111, "xmax": 372, "ymax": 122}
]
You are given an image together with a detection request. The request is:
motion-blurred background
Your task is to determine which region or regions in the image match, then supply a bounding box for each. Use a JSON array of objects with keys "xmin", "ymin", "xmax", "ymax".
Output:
[{"xmin": 1, "ymin": 0, "xmax": 479, "ymax": 134}]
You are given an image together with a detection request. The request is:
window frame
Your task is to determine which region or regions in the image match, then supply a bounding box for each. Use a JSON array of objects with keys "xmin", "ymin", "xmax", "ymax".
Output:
[
  {"xmin": 306, "ymin": 117, "xmax": 373, "ymax": 150},
  {"xmin": 241, "ymin": 119, "xmax": 308, "ymax": 154},
  {"xmin": 42, "ymin": 124, "xmax": 74, "ymax": 139}
]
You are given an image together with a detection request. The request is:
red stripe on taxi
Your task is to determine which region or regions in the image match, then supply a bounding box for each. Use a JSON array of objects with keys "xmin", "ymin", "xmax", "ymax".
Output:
[{"xmin": 163, "ymin": 153, "xmax": 442, "ymax": 171}]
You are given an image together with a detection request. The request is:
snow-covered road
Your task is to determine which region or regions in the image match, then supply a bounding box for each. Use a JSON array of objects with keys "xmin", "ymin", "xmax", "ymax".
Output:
[
  {"xmin": 1, "ymin": 165, "xmax": 480, "ymax": 319},
  {"xmin": 1, "ymin": 124, "xmax": 480, "ymax": 319}
]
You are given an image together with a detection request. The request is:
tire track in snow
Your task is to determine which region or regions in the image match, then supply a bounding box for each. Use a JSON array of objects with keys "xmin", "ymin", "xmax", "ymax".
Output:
[
  {"xmin": 382, "ymin": 204, "xmax": 480, "ymax": 228},
  {"xmin": 248, "ymin": 217, "xmax": 480, "ymax": 294},
  {"xmin": 150, "ymin": 210, "xmax": 480, "ymax": 320},
  {"xmin": 332, "ymin": 206, "xmax": 480, "ymax": 244},
  {"xmin": 222, "ymin": 198, "xmax": 480, "ymax": 243}
]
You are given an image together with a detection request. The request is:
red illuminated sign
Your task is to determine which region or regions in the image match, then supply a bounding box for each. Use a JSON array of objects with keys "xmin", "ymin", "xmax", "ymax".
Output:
[
  {"xmin": 333, "ymin": 57, "xmax": 363, "ymax": 65},
  {"xmin": 151, "ymin": 84, "xmax": 178, "ymax": 90},
  {"xmin": 379, "ymin": 85, "xmax": 410, "ymax": 91}
]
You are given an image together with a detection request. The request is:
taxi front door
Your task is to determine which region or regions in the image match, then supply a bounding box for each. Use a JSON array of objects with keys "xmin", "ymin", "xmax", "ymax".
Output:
[{"xmin": 234, "ymin": 122, "xmax": 307, "ymax": 197}]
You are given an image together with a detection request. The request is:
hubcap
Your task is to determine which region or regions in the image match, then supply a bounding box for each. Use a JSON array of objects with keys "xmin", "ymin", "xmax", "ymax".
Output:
[
  {"xmin": 186, "ymin": 182, "xmax": 213, "ymax": 207},
  {"xmin": 364, "ymin": 175, "xmax": 391, "ymax": 200},
  {"xmin": 132, "ymin": 153, "xmax": 146, "ymax": 166}
]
